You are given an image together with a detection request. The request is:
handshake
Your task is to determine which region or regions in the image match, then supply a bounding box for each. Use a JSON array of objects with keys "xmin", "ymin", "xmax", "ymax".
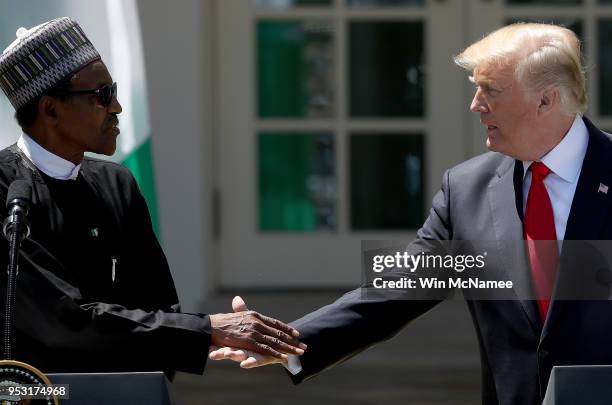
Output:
[{"xmin": 208, "ymin": 296, "xmax": 305, "ymax": 369}]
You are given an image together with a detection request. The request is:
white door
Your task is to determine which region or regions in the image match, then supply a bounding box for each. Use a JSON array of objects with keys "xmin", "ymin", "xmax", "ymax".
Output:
[{"xmin": 212, "ymin": 0, "xmax": 608, "ymax": 289}]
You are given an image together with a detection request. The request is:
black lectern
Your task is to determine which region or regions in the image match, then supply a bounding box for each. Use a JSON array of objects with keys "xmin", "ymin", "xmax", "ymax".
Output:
[
  {"xmin": 543, "ymin": 365, "xmax": 612, "ymax": 405},
  {"xmin": 47, "ymin": 371, "xmax": 180, "ymax": 405}
]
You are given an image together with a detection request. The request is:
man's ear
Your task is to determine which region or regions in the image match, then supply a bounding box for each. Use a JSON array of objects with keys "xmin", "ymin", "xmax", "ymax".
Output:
[
  {"xmin": 538, "ymin": 86, "xmax": 559, "ymax": 114},
  {"xmin": 38, "ymin": 96, "xmax": 59, "ymax": 125}
]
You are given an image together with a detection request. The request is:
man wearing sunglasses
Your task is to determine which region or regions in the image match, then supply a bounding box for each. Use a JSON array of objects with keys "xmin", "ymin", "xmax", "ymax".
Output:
[{"xmin": 0, "ymin": 17, "xmax": 305, "ymax": 377}]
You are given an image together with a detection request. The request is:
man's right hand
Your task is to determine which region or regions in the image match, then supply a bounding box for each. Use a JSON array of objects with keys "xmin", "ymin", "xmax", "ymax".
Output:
[
  {"xmin": 209, "ymin": 345, "xmax": 283, "ymax": 368},
  {"xmin": 209, "ymin": 296, "xmax": 306, "ymax": 360}
]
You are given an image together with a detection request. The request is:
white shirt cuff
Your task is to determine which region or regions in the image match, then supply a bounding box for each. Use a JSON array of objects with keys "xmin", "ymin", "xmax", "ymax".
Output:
[{"xmin": 284, "ymin": 354, "xmax": 303, "ymax": 375}]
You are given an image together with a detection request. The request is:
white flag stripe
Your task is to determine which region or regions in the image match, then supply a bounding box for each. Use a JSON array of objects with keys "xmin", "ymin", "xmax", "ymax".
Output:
[{"xmin": 106, "ymin": 0, "xmax": 151, "ymax": 162}]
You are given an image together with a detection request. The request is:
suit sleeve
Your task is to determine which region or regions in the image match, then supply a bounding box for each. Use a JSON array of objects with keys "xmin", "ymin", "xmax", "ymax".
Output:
[
  {"xmin": 12, "ymin": 250, "xmax": 211, "ymax": 374},
  {"xmin": 288, "ymin": 169, "xmax": 454, "ymax": 383}
]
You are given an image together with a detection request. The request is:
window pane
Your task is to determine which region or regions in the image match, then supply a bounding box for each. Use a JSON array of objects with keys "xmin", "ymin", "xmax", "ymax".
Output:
[
  {"xmin": 255, "ymin": 0, "xmax": 331, "ymax": 7},
  {"xmin": 350, "ymin": 134, "xmax": 424, "ymax": 230},
  {"xmin": 506, "ymin": 0, "xmax": 582, "ymax": 4},
  {"xmin": 259, "ymin": 133, "xmax": 336, "ymax": 231},
  {"xmin": 599, "ymin": 20, "xmax": 612, "ymax": 115},
  {"xmin": 257, "ymin": 20, "xmax": 334, "ymax": 118},
  {"xmin": 347, "ymin": 0, "xmax": 424, "ymax": 7},
  {"xmin": 349, "ymin": 22, "xmax": 424, "ymax": 117}
]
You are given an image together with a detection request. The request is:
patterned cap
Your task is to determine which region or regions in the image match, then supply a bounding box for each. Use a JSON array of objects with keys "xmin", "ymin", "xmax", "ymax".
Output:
[{"xmin": 0, "ymin": 17, "xmax": 101, "ymax": 110}]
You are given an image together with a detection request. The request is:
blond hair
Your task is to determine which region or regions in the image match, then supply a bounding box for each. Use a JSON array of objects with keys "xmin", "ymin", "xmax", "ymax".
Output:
[{"xmin": 454, "ymin": 23, "xmax": 587, "ymax": 115}]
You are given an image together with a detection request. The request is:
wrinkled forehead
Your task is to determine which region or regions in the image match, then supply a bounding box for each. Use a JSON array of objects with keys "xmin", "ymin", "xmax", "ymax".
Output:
[
  {"xmin": 471, "ymin": 61, "xmax": 517, "ymax": 84},
  {"xmin": 70, "ymin": 60, "xmax": 112, "ymax": 88}
]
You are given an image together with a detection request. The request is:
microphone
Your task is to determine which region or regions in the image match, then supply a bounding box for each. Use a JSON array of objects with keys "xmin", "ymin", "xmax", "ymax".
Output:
[
  {"xmin": 3, "ymin": 180, "xmax": 32, "ymax": 360},
  {"xmin": 3, "ymin": 180, "xmax": 32, "ymax": 242}
]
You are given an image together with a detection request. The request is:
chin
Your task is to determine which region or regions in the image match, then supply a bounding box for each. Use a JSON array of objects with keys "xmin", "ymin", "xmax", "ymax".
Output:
[
  {"xmin": 94, "ymin": 144, "xmax": 117, "ymax": 156},
  {"xmin": 486, "ymin": 138, "xmax": 497, "ymax": 151}
]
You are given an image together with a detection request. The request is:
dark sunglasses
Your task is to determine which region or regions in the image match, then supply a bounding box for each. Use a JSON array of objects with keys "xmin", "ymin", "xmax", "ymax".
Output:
[{"xmin": 63, "ymin": 82, "xmax": 117, "ymax": 107}]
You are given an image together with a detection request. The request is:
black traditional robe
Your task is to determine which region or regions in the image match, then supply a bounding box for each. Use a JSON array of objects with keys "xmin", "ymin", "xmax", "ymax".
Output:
[{"xmin": 0, "ymin": 144, "xmax": 210, "ymax": 375}]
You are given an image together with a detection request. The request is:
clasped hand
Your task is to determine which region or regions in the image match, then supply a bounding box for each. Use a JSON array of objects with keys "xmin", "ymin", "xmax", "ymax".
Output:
[{"xmin": 208, "ymin": 296, "xmax": 305, "ymax": 368}]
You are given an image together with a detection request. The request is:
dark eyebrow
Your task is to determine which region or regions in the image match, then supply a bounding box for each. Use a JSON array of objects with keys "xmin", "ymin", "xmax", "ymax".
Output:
[
  {"xmin": 95, "ymin": 79, "xmax": 112, "ymax": 89},
  {"xmin": 68, "ymin": 78, "xmax": 111, "ymax": 92}
]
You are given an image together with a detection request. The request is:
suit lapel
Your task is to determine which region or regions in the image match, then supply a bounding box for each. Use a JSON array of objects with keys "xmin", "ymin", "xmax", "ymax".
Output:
[
  {"xmin": 488, "ymin": 157, "xmax": 541, "ymax": 333},
  {"xmin": 541, "ymin": 118, "xmax": 612, "ymax": 342},
  {"xmin": 563, "ymin": 120, "xmax": 612, "ymax": 241}
]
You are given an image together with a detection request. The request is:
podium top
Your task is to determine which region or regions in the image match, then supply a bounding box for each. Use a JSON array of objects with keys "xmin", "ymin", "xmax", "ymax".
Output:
[
  {"xmin": 47, "ymin": 371, "xmax": 179, "ymax": 405},
  {"xmin": 543, "ymin": 365, "xmax": 612, "ymax": 405}
]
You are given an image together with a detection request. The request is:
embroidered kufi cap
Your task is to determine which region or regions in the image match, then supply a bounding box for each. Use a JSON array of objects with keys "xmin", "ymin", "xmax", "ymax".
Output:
[{"xmin": 0, "ymin": 17, "xmax": 101, "ymax": 110}]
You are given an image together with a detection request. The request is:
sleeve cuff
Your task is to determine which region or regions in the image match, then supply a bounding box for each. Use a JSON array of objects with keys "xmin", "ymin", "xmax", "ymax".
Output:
[{"xmin": 284, "ymin": 354, "xmax": 303, "ymax": 375}]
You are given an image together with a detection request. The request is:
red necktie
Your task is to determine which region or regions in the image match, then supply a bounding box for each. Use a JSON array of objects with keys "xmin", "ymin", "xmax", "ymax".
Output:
[{"xmin": 524, "ymin": 162, "xmax": 559, "ymax": 322}]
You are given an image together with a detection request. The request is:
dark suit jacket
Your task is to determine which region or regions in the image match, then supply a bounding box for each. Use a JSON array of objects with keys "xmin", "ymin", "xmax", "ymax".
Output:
[{"xmin": 290, "ymin": 117, "xmax": 612, "ymax": 405}]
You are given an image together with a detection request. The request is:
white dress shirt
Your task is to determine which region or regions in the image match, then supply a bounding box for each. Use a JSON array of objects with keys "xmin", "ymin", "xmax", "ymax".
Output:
[
  {"xmin": 522, "ymin": 114, "xmax": 589, "ymax": 242},
  {"xmin": 287, "ymin": 115, "xmax": 589, "ymax": 376},
  {"xmin": 17, "ymin": 133, "xmax": 81, "ymax": 180}
]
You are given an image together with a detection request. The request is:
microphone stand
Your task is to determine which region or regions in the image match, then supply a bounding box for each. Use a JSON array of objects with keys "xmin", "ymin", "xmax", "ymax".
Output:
[{"xmin": 3, "ymin": 203, "xmax": 29, "ymax": 360}]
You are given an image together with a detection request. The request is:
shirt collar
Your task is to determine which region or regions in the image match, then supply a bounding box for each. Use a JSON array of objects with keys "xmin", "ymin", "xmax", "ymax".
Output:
[
  {"xmin": 522, "ymin": 114, "xmax": 588, "ymax": 183},
  {"xmin": 17, "ymin": 133, "xmax": 81, "ymax": 180}
]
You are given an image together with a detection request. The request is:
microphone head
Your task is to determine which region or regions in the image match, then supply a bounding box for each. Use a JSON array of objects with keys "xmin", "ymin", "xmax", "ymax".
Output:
[{"xmin": 6, "ymin": 180, "xmax": 32, "ymax": 209}]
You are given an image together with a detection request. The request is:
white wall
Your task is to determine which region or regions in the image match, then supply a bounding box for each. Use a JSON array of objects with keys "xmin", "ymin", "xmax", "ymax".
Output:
[{"xmin": 137, "ymin": 0, "xmax": 214, "ymax": 311}]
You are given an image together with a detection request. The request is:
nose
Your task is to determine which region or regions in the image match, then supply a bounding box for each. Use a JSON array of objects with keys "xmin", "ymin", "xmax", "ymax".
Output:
[
  {"xmin": 470, "ymin": 88, "xmax": 488, "ymax": 113},
  {"xmin": 109, "ymin": 94, "xmax": 122, "ymax": 114}
]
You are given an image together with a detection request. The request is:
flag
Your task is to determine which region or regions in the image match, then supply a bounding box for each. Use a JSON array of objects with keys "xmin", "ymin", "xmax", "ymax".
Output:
[
  {"xmin": 105, "ymin": 0, "xmax": 159, "ymax": 235},
  {"xmin": 598, "ymin": 183, "xmax": 609, "ymax": 195}
]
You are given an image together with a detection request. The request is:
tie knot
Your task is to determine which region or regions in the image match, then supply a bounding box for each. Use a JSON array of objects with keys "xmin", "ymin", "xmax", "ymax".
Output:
[{"xmin": 530, "ymin": 162, "xmax": 551, "ymax": 179}]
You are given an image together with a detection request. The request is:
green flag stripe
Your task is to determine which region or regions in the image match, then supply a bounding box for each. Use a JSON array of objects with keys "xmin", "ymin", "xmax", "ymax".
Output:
[{"xmin": 121, "ymin": 137, "xmax": 159, "ymax": 237}]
